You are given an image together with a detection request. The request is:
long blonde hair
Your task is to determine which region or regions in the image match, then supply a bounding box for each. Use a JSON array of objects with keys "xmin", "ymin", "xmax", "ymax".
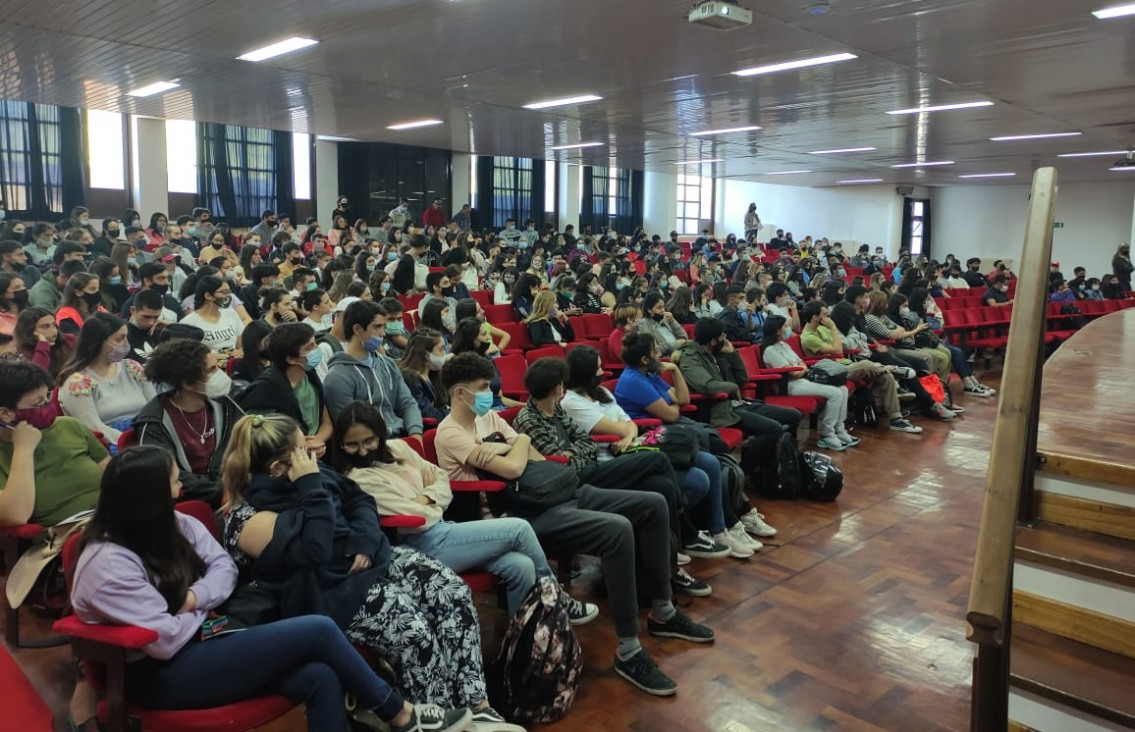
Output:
[
  {"xmin": 869, "ymin": 272, "xmax": 884, "ymax": 291},
  {"xmin": 525, "ymin": 290, "xmax": 557, "ymax": 324},
  {"xmin": 221, "ymin": 413, "xmax": 299, "ymax": 508}
]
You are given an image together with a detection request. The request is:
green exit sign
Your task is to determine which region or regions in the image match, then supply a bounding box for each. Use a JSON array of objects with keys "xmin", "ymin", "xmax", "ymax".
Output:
[{"xmin": 1054, "ymin": 222, "xmax": 1065, "ymax": 228}]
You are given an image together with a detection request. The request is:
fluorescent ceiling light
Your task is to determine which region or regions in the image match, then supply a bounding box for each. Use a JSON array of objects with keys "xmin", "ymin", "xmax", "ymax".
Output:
[
  {"xmin": 837, "ymin": 178, "xmax": 884, "ymax": 184},
  {"xmin": 690, "ymin": 125, "xmax": 761, "ymax": 136},
  {"xmin": 237, "ymin": 37, "xmax": 319, "ymax": 62},
  {"xmin": 1057, "ymin": 150, "xmax": 1128, "ymax": 158},
  {"xmin": 990, "ymin": 132, "xmax": 1082, "ymax": 142},
  {"xmin": 551, "ymin": 141, "xmax": 604, "ymax": 150},
  {"xmin": 887, "ymin": 101, "xmax": 993, "ymax": 115},
  {"xmin": 1093, "ymin": 3, "xmax": 1135, "ymax": 18},
  {"xmin": 1112, "ymin": 165, "xmax": 1135, "ymax": 171},
  {"xmin": 959, "ymin": 172, "xmax": 1017, "ymax": 179},
  {"xmin": 386, "ymin": 119, "xmax": 444, "ymax": 131},
  {"xmin": 127, "ymin": 81, "xmax": 179, "ymax": 97},
  {"xmin": 733, "ymin": 52, "xmax": 856, "ymax": 77},
  {"xmin": 523, "ymin": 94, "xmax": 602, "ymax": 110},
  {"xmin": 892, "ymin": 160, "xmax": 954, "ymax": 168},
  {"xmin": 316, "ymin": 135, "xmax": 359, "ymax": 142},
  {"xmin": 765, "ymin": 170, "xmax": 812, "ymax": 175},
  {"xmin": 809, "ymin": 147, "xmax": 877, "ymax": 154},
  {"xmin": 674, "ymin": 159, "xmax": 724, "ymax": 165}
]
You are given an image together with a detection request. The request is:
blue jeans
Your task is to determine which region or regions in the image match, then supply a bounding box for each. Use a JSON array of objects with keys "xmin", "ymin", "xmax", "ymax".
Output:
[
  {"xmin": 124, "ymin": 615, "xmax": 404, "ymax": 730},
  {"xmin": 942, "ymin": 339, "xmax": 972, "ymax": 377},
  {"xmin": 675, "ymin": 450, "xmax": 725, "ymax": 535},
  {"xmin": 402, "ymin": 519, "xmax": 553, "ymax": 615}
]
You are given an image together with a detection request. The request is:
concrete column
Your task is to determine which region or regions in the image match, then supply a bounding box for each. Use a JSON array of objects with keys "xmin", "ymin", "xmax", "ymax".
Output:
[
  {"xmin": 314, "ymin": 139, "xmax": 339, "ymax": 226},
  {"xmin": 451, "ymin": 153, "xmax": 472, "ymax": 210},
  {"xmin": 130, "ymin": 116, "xmax": 168, "ymax": 216},
  {"xmin": 644, "ymin": 170, "xmax": 677, "ymax": 236},
  {"xmin": 558, "ymin": 163, "xmax": 580, "ymax": 232}
]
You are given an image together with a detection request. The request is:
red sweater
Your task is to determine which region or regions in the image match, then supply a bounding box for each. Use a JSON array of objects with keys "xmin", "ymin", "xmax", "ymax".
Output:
[{"xmin": 422, "ymin": 206, "xmax": 447, "ymax": 230}]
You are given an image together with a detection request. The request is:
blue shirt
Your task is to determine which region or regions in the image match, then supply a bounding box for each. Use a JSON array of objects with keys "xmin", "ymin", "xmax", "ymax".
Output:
[{"xmin": 614, "ymin": 368, "xmax": 672, "ymax": 420}]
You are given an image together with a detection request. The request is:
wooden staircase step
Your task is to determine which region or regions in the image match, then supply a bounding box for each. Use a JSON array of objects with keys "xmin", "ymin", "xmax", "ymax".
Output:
[
  {"xmin": 1035, "ymin": 491, "xmax": 1135, "ymax": 542},
  {"xmin": 1016, "ymin": 522, "xmax": 1135, "ymax": 590},
  {"xmin": 1010, "ymin": 624, "xmax": 1135, "ymax": 728},
  {"xmin": 1037, "ymin": 450, "xmax": 1135, "ymax": 491}
]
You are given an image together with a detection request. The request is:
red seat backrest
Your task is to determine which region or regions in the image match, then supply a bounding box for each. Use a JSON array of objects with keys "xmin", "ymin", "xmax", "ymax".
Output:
[
  {"xmin": 526, "ymin": 346, "xmax": 566, "ymax": 364},
  {"xmin": 786, "ymin": 334, "xmax": 807, "ymax": 360},
  {"xmin": 496, "ymin": 354, "xmax": 529, "ymax": 397},
  {"xmin": 470, "ymin": 290, "xmax": 492, "ymax": 308},
  {"xmin": 422, "ymin": 429, "xmax": 441, "ymax": 464},
  {"xmin": 498, "ymin": 406, "xmax": 522, "ymax": 425},
  {"xmin": 599, "ymin": 338, "xmax": 623, "ymax": 366},
  {"xmin": 484, "ymin": 304, "xmax": 516, "ymax": 324},
  {"xmin": 496, "ymin": 322, "xmax": 532, "ymax": 350},
  {"xmin": 581, "ymin": 313, "xmax": 611, "ymax": 339},
  {"xmin": 738, "ymin": 345, "xmax": 761, "ymax": 374}
]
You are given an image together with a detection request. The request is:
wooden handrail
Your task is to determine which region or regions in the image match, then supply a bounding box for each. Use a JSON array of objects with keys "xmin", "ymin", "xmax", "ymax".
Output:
[{"xmin": 966, "ymin": 168, "xmax": 1058, "ymax": 646}]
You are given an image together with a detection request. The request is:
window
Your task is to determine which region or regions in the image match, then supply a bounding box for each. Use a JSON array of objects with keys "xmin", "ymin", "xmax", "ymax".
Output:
[
  {"xmin": 901, "ymin": 197, "xmax": 931, "ymax": 257},
  {"xmin": 292, "ymin": 132, "xmax": 311, "ymax": 200},
  {"xmin": 165, "ymin": 119, "xmax": 197, "ymax": 194},
  {"xmin": 198, "ymin": 123, "xmax": 277, "ymax": 223},
  {"xmin": 86, "ymin": 110, "xmax": 125, "ymax": 189},
  {"xmin": 492, "ymin": 156, "xmax": 533, "ymax": 227},
  {"xmin": 0, "ymin": 100, "xmax": 73, "ymax": 216},
  {"xmin": 909, "ymin": 200, "xmax": 924, "ymax": 256},
  {"xmin": 677, "ymin": 172, "xmax": 709, "ymax": 235}
]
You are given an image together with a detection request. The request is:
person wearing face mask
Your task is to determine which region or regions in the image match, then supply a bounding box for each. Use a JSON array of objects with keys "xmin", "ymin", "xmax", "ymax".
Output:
[
  {"xmin": 133, "ymin": 338, "xmax": 241, "ymax": 507},
  {"xmin": 635, "ymin": 291, "xmax": 688, "ymax": 356},
  {"xmin": 387, "ymin": 199, "xmax": 411, "ymax": 230},
  {"xmin": 1083, "ymin": 277, "xmax": 1105, "ymax": 301},
  {"xmin": 24, "ymin": 223, "xmax": 57, "ymax": 266},
  {"xmin": 377, "ymin": 297, "xmax": 408, "ymax": 360},
  {"xmin": 398, "ymin": 329, "xmax": 451, "ymax": 421},
  {"xmin": 299, "ymin": 288, "xmax": 333, "ymax": 335},
  {"xmin": 56, "ymin": 273, "xmax": 108, "ymax": 337},
  {"xmin": 0, "ymin": 359, "xmax": 108, "ymax": 527},
  {"xmin": 524, "ymin": 291, "xmax": 574, "ymax": 347},
  {"xmin": 0, "ymin": 272, "xmax": 28, "ymax": 334},
  {"xmin": 324, "ymin": 301, "xmax": 424, "ymax": 442},
  {"xmin": 236, "ymin": 322, "xmax": 333, "ymax": 458},
  {"xmin": 249, "ymin": 209, "xmax": 279, "ymax": 244},
  {"xmin": 1112, "ymin": 243, "xmax": 1134, "ymax": 291},
  {"xmin": 764, "ymin": 282, "xmax": 800, "ymax": 333},
  {"xmin": 181, "ymin": 276, "xmax": 246, "ymax": 355},
  {"xmin": 982, "ymin": 274, "xmax": 1014, "ymax": 308},
  {"xmin": 57, "ymin": 313, "xmax": 156, "ymax": 447},
  {"xmin": 499, "ymin": 217, "xmax": 522, "ymax": 245}
]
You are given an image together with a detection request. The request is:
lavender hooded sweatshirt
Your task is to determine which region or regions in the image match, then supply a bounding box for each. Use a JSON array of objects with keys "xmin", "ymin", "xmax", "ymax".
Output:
[{"xmin": 71, "ymin": 512, "xmax": 238, "ymax": 661}]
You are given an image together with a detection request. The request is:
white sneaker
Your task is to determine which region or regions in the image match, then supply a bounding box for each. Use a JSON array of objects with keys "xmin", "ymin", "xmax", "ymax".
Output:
[
  {"xmin": 714, "ymin": 531, "xmax": 754, "ymax": 559},
  {"xmin": 740, "ymin": 509, "xmax": 777, "ymax": 537},
  {"xmin": 676, "ymin": 552, "xmax": 691, "ymax": 566},
  {"xmin": 729, "ymin": 523, "xmax": 763, "ymax": 551}
]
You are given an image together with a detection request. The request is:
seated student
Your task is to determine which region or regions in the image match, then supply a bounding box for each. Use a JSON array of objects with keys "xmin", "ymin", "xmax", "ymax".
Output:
[
  {"xmin": 0, "ymin": 360, "xmax": 108, "ymax": 526},
  {"xmin": 299, "ymin": 288, "xmax": 333, "ymax": 336},
  {"xmin": 0, "ymin": 272, "xmax": 27, "ymax": 336},
  {"xmin": 451, "ymin": 317, "xmax": 522, "ymax": 410},
  {"xmin": 119, "ymin": 262, "xmax": 181, "ymax": 323},
  {"xmin": 764, "ymin": 282, "xmax": 801, "ymax": 333},
  {"xmin": 57, "ymin": 273, "xmax": 109, "ymax": 336},
  {"xmin": 379, "ymin": 297, "xmax": 408, "ymax": 360},
  {"xmin": 517, "ymin": 356, "xmax": 752, "ymax": 560},
  {"xmin": 493, "ymin": 267, "xmax": 518, "ymax": 307},
  {"xmin": 420, "ymin": 271, "xmax": 458, "ymax": 315},
  {"xmin": 510, "ymin": 273, "xmax": 541, "ymax": 322},
  {"xmin": 399, "ymin": 329, "xmax": 450, "ymax": 421},
  {"xmin": 606, "ymin": 303, "xmax": 639, "ymax": 365},
  {"xmin": 260, "ymin": 287, "xmax": 299, "ymax": 328},
  {"xmin": 635, "ymin": 291, "xmax": 688, "ymax": 356},
  {"xmin": 552, "ymin": 276, "xmax": 583, "ymax": 317},
  {"xmin": 58, "ymin": 313, "xmax": 155, "ymax": 447},
  {"xmin": 760, "ymin": 315, "xmax": 856, "ymax": 452},
  {"xmin": 15, "ymin": 306, "xmax": 75, "ymax": 378},
  {"xmin": 572, "ymin": 272, "xmax": 605, "ymax": 314},
  {"xmin": 1083, "ymin": 277, "xmax": 1104, "ymax": 301},
  {"xmin": 419, "ymin": 300, "xmax": 455, "ymax": 350},
  {"xmin": 524, "ymin": 291, "xmax": 574, "ymax": 347},
  {"xmin": 860, "ymin": 291, "xmax": 942, "ymax": 378},
  {"xmin": 324, "ymin": 300, "xmax": 424, "ymax": 439},
  {"xmin": 329, "ymin": 401, "xmax": 596, "ymax": 622},
  {"xmin": 1102, "ymin": 274, "xmax": 1128, "ymax": 300},
  {"xmin": 715, "ymin": 284, "xmax": 757, "ymax": 343},
  {"xmin": 135, "ymin": 338, "xmax": 242, "ymax": 507},
  {"xmin": 237, "ymin": 263, "xmax": 280, "ymax": 321},
  {"xmin": 907, "ymin": 289, "xmax": 994, "ymax": 397},
  {"xmin": 124, "ymin": 288, "xmax": 166, "ymax": 363},
  {"xmin": 230, "ymin": 320, "xmax": 273, "ymax": 386},
  {"xmin": 454, "ymin": 299, "xmax": 511, "ymax": 357},
  {"xmin": 181, "ymin": 275, "xmax": 246, "ymax": 357},
  {"xmin": 72, "ymin": 446, "xmax": 471, "ymax": 732},
  {"xmin": 797, "ymin": 302, "xmax": 923, "ymax": 434},
  {"xmin": 1049, "ymin": 278, "xmax": 1076, "ymax": 303},
  {"xmin": 29, "ymin": 259, "xmax": 86, "ymax": 312},
  {"xmin": 220, "ymin": 414, "xmax": 506, "ymax": 729},
  {"xmin": 435, "ymin": 353, "xmax": 713, "ymax": 697},
  {"xmin": 237, "ymin": 322, "xmax": 333, "ymax": 458},
  {"xmin": 983, "ymin": 274, "xmax": 1014, "ymax": 307}
]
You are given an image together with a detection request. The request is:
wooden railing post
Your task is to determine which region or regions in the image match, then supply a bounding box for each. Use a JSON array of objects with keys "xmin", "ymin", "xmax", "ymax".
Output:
[{"xmin": 967, "ymin": 168, "xmax": 1058, "ymax": 728}]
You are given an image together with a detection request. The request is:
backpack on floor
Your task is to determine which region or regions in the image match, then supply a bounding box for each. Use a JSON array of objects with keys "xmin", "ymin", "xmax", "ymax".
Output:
[
  {"xmin": 799, "ymin": 452, "xmax": 844, "ymax": 502},
  {"xmin": 490, "ymin": 576, "xmax": 583, "ymax": 724},
  {"xmin": 851, "ymin": 387, "xmax": 878, "ymax": 428},
  {"xmin": 717, "ymin": 453, "xmax": 748, "ymax": 517},
  {"xmin": 745, "ymin": 432, "xmax": 803, "ymax": 500}
]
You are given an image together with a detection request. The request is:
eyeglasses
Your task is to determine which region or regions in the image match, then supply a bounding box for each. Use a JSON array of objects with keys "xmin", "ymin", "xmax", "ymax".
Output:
[{"xmin": 340, "ymin": 436, "xmax": 380, "ymax": 454}]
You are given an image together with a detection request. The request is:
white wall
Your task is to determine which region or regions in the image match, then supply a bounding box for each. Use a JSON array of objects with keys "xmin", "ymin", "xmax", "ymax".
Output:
[
  {"xmin": 314, "ymin": 139, "xmax": 339, "ymax": 226},
  {"xmin": 644, "ymin": 170, "xmax": 678, "ymax": 238},
  {"xmin": 932, "ymin": 180, "xmax": 1135, "ymax": 277},
  {"xmin": 451, "ymin": 153, "xmax": 472, "ymax": 210},
  {"xmin": 130, "ymin": 117, "xmax": 168, "ymax": 219},
  {"xmin": 557, "ymin": 163, "xmax": 581, "ymax": 232}
]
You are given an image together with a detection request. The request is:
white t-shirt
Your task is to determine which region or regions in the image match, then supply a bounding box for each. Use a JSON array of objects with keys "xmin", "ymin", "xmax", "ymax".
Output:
[
  {"xmin": 181, "ymin": 308, "xmax": 245, "ymax": 352},
  {"xmin": 560, "ymin": 388, "xmax": 632, "ymax": 433}
]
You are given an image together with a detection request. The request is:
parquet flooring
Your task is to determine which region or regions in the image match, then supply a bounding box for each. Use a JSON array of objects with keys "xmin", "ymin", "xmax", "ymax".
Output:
[{"xmin": 4, "ymin": 375, "xmax": 998, "ymax": 732}]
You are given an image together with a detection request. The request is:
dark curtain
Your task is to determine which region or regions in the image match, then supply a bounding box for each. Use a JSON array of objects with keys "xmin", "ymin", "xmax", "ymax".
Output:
[
  {"xmin": 614, "ymin": 169, "xmax": 643, "ymax": 233},
  {"xmin": 901, "ymin": 198, "xmax": 912, "ymax": 253},
  {"xmin": 479, "ymin": 156, "xmax": 542, "ymax": 230},
  {"xmin": 530, "ymin": 165, "xmax": 545, "ymax": 230},
  {"xmin": 198, "ymin": 123, "xmax": 237, "ymax": 223},
  {"xmin": 922, "ymin": 198, "xmax": 933, "ymax": 258},
  {"xmin": 197, "ymin": 123, "xmax": 280, "ymax": 227},
  {"xmin": 582, "ymin": 166, "xmax": 610, "ymax": 233},
  {"xmin": 475, "ymin": 155, "xmax": 495, "ymax": 232},
  {"xmin": 580, "ymin": 165, "xmax": 594, "ymax": 232},
  {"xmin": 0, "ymin": 101, "xmax": 83, "ymax": 220},
  {"xmin": 273, "ymin": 131, "xmax": 295, "ymax": 220}
]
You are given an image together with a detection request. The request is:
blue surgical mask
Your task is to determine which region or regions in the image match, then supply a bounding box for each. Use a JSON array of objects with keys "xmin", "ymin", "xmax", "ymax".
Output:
[
  {"xmin": 467, "ymin": 389, "xmax": 494, "ymax": 417},
  {"xmin": 783, "ymin": 325, "xmax": 793, "ymax": 340},
  {"xmin": 366, "ymin": 263, "xmax": 376, "ymax": 272},
  {"xmin": 364, "ymin": 336, "xmax": 383, "ymax": 353},
  {"xmin": 387, "ymin": 252, "xmax": 398, "ymax": 262},
  {"xmin": 305, "ymin": 281, "xmax": 318, "ymax": 292},
  {"xmin": 302, "ymin": 348, "xmax": 323, "ymax": 371},
  {"xmin": 381, "ymin": 281, "xmax": 391, "ymax": 294},
  {"xmin": 517, "ymin": 240, "xmax": 528, "ymax": 250},
  {"xmin": 109, "ymin": 275, "xmax": 122, "ymax": 286}
]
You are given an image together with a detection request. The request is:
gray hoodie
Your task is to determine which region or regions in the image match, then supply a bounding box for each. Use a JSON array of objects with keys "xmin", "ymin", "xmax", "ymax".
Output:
[{"xmin": 323, "ymin": 350, "xmax": 423, "ymax": 436}]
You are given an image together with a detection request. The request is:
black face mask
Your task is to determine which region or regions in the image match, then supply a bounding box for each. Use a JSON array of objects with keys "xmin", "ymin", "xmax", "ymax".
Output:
[
  {"xmin": 712, "ymin": 339, "xmax": 725, "ymax": 354},
  {"xmin": 107, "ymin": 228, "xmax": 120, "ymax": 237},
  {"xmin": 645, "ymin": 357, "xmax": 662, "ymax": 373},
  {"xmin": 476, "ymin": 341, "xmax": 491, "ymax": 354},
  {"xmin": 10, "ymin": 289, "xmax": 28, "ymax": 308},
  {"xmin": 651, "ymin": 312, "xmax": 665, "ymax": 322},
  {"xmin": 82, "ymin": 291, "xmax": 102, "ymax": 307},
  {"xmin": 152, "ymin": 283, "xmax": 169, "ymax": 296},
  {"xmin": 344, "ymin": 451, "xmax": 378, "ymax": 469}
]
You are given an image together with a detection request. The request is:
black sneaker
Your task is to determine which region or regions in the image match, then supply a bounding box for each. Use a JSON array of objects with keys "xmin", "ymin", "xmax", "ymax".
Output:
[
  {"xmin": 560, "ymin": 587, "xmax": 599, "ymax": 626},
  {"xmin": 682, "ymin": 530, "xmax": 730, "ymax": 559},
  {"xmin": 673, "ymin": 568, "xmax": 712, "ymax": 597},
  {"xmin": 614, "ymin": 649, "xmax": 678, "ymax": 696},
  {"xmin": 647, "ymin": 608, "xmax": 715, "ymax": 643},
  {"xmin": 392, "ymin": 703, "xmax": 473, "ymax": 732},
  {"xmin": 469, "ymin": 706, "xmax": 526, "ymax": 731}
]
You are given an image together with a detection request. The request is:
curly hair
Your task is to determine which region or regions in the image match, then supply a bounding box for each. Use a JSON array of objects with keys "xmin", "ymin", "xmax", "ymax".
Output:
[{"xmin": 144, "ymin": 338, "xmax": 211, "ymax": 389}]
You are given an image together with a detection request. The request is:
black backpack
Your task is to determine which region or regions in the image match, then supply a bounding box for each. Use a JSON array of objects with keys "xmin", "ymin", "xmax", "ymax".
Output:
[
  {"xmin": 851, "ymin": 387, "xmax": 878, "ymax": 428},
  {"xmin": 799, "ymin": 452, "xmax": 844, "ymax": 502},
  {"xmin": 717, "ymin": 453, "xmax": 748, "ymax": 517},
  {"xmin": 490, "ymin": 577, "xmax": 583, "ymax": 724},
  {"xmin": 743, "ymin": 432, "xmax": 803, "ymax": 500}
]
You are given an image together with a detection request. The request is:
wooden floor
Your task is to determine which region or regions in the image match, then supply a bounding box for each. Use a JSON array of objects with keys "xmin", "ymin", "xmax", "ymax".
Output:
[{"xmin": 4, "ymin": 374, "xmax": 1003, "ymax": 732}]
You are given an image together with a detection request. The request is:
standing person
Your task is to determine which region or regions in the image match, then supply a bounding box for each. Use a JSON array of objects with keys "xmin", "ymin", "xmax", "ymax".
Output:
[
  {"xmin": 1113, "ymin": 243, "xmax": 1133, "ymax": 292},
  {"xmin": 389, "ymin": 199, "xmax": 411, "ymax": 229},
  {"xmin": 422, "ymin": 198, "xmax": 447, "ymax": 231},
  {"xmin": 71, "ymin": 445, "xmax": 470, "ymax": 732},
  {"xmin": 743, "ymin": 203, "xmax": 761, "ymax": 242},
  {"xmin": 453, "ymin": 204, "xmax": 472, "ymax": 233}
]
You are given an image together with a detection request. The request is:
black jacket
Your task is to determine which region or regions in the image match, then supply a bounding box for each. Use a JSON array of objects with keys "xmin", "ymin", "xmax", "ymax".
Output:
[
  {"xmin": 528, "ymin": 318, "xmax": 574, "ymax": 347},
  {"xmin": 243, "ymin": 468, "xmax": 390, "ymax": 629},
  {"xmin": 716, "ymin": 305, "xmax": 751, "ymax": 342},
  {"xmin": 237, "ymin": 366, "xmax": 325, "ymax": 435},
  {"xmin": 133, "ymin": 394, "xmax": 243, "ymax": 507}
]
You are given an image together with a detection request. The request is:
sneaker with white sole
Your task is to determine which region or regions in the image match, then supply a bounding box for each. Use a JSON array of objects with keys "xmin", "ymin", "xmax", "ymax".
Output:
[
  {"xmin": 682, "ymin": 530, "xmax": 731, "ymax": 559},
  {"xmin": 888, "ymin": 365, "xmax": 917, "ymax": 380},
  {"xmin": 816, "ymin": 436, "xmax": 847, "ymax": 451},
  {"xmin": 949, "ymin": 404, "xmax": 966, "ymax": 414},
  {"xmin": 647, "ymin": 607, "xmax": 716, "ymax": 643},
  {"xmin": 837, "ymin": 432, "xmax": 860, "ymax": 447},
  {"xmin": 560, "ymin": 588, "xmax": 599, "ymax": 626},
  {"xmin": 930, "ymin": 403, "xmax": 955, "ymax": 420},
  {"xmin": 889, "ymin": 418, "xmax": 923, "ymax": 434},
  {"xmin": 714, "ymin": 530, "xmax": 754, "ymax": 558},
  {"xmin": 674, "ymin": 568, "xmax": 712, "ymax": 597},
  {"xmin": 676, "ymin": 551, "xmax": 691, "ymax": 566},
  {"xmin": 469, "ymin": 706, "xmax": 525, "ymax": 732},
  {"xmin": 964, "ymin": 384, "xmax": 995, "ymax": 398},
  {"xmin": 739, "ymin": 510, "xmax": 777, "ymax": 537},
  {"xmin": 614, "ymin": 649, "xmax": 677, "ymax": 696},
  {"xmin": 729, "ymin": 523, "xmax": 763, "ymax": 551},
  {"xmin": 392, "ymin": 704, "xmax": 473, "ymax": 732}
]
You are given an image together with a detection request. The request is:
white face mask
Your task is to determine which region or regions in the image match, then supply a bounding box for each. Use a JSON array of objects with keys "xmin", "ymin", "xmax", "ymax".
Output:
[
  {"xmin": 427, "ymin": 353, "xmax": 447, "ymax": 371},
  {"xmin": 202, "ymin": 370, "xmax": 232, "ymax": 399}
]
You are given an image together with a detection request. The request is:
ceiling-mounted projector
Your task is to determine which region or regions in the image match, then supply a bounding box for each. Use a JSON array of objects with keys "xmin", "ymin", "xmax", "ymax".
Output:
[
  {"xmin": 688, "ymin": 1, "xmax": 753, "ymax": 30},
  {"xmin": 1112, "ymin": 150, "xmax": 1135, "ymax": 171}
]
